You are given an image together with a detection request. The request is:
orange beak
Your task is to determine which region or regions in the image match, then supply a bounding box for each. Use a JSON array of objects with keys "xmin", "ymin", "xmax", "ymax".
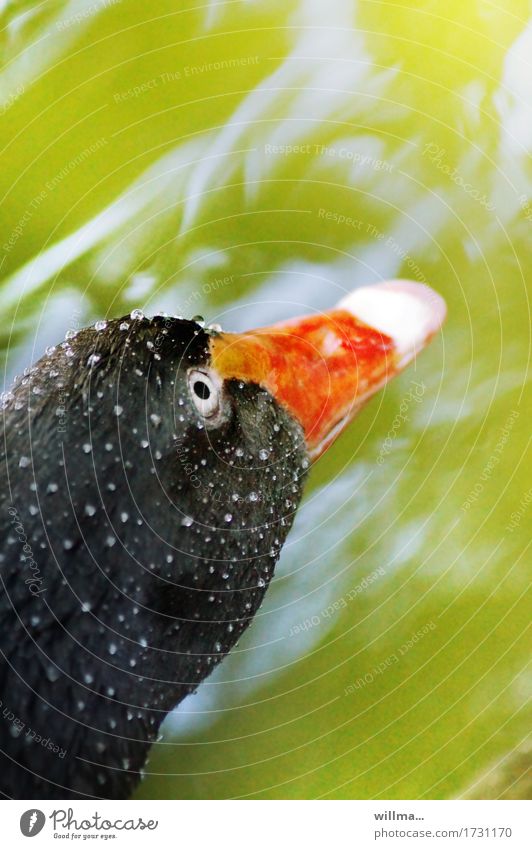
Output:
[{"xmin": 210, "ymin": 280, "xmax": 446, "ymax": 458}]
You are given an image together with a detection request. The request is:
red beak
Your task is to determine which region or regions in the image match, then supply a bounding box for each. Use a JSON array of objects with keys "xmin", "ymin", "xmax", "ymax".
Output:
[{"xmin": 210, "ymin": 280, "xmax": 446, "ymax": 458}]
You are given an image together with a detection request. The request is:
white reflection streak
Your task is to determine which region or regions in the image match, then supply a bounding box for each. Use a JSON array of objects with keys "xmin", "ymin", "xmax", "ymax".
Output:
[
  {"xmin": 180, "ymin": 0, "xmax": 381, "ymax": 229},
  {"xmin": 1, "ymin": 1, "xmax": 108, "ymax": 96}
]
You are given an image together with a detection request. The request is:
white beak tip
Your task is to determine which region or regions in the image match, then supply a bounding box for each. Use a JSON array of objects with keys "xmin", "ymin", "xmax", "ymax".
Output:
[{"xmin": 338, "ymin": 279, "xmax": 446, "ymax": 364}]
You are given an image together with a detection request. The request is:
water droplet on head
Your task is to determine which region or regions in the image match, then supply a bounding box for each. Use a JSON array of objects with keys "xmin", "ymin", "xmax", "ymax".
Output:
[{"xmin": 46, "ymin": 665, "xmax": 61, "ymax": 682}]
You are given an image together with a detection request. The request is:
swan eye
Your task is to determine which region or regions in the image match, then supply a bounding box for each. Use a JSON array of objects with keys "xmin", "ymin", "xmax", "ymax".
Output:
[{"xmin": 187, "ymin": 369, "xmax": 223, "ymax": 419}]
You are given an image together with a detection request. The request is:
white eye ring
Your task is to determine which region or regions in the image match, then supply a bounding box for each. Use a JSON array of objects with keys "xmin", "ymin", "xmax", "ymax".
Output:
[{"xmin": 187, "ymin": 368, "xmax": 223, "ymax": 419}]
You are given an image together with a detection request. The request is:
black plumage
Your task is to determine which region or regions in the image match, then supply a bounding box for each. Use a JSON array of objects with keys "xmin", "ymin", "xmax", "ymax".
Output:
[{"xmin": 0, "ymin": 314, "xmax": 307, "ymax": 798}]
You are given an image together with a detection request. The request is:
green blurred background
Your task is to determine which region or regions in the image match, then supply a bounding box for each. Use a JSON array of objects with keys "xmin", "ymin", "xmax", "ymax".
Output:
[{"xmin": 1, "ymin": 0, "xmax": 530, "ymax": 799}]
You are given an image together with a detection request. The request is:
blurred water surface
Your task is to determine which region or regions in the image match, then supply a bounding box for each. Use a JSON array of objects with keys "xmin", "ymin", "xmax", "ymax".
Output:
[{"xmin": 0, "ymin": 0, "xmax": 530, "ymax": 798}]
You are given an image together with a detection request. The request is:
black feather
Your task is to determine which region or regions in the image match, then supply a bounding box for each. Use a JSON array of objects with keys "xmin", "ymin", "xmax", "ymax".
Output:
[{"xmin": 0, "ymin": 315, "xmax": 308, "ymax": 798}]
